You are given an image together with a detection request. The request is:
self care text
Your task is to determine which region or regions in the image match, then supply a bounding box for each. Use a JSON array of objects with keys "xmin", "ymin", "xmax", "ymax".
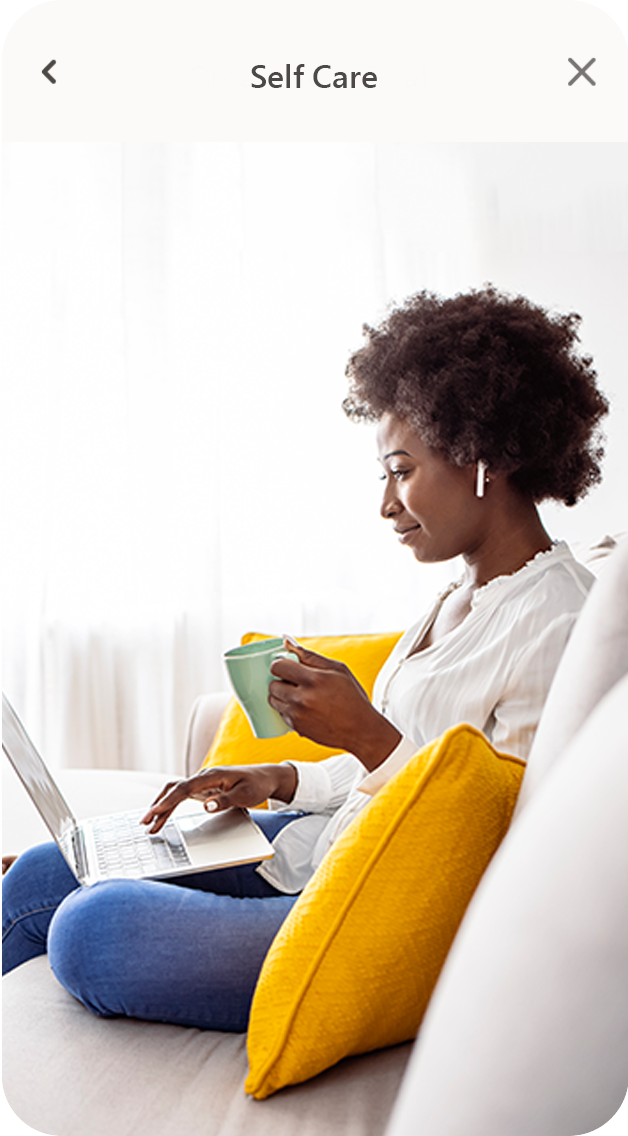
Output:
[{"xmin": 251, "ymin": 64, "xmax": 378, "ymax": 89}]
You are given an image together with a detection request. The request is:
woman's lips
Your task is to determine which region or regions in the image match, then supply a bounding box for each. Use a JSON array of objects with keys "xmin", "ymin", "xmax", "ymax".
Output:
[{"xmin": 396, "ymin": 525, "xmax": 420, "ymax": 544}]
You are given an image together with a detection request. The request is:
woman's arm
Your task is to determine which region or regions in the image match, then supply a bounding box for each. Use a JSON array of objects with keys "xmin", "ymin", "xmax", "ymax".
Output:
[
  {"xmin": 143, "ymin": 641, "xmax": 403, "ymax": 834},
  {"xmin": 490, "ymin": 611, "xmax": 581, "ymax": 761},
  {"xmin": 268, "ymin": 640, "xmax": 402, "ymax": 771}
]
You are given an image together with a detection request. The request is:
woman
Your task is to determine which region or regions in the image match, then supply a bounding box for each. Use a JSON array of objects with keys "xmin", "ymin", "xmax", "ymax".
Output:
[{"xmin": 3, "ymin": 286, "xmax": 608, "ymax": 1032}]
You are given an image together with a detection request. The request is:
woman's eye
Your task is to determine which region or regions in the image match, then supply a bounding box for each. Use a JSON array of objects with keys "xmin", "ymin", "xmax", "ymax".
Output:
[{"xmin": 379, "ymin": 468, "xmax": 411, "ymax": 482}]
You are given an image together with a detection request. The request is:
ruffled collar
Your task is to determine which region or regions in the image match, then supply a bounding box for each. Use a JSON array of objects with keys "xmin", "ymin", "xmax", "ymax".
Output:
[
  {"xmin": 433, "ymin": 541, "xmax": 569, "ymax": 610},
  {"xmin": 468, "ymin": 540, "xmax": 567, "ymax": 608}
]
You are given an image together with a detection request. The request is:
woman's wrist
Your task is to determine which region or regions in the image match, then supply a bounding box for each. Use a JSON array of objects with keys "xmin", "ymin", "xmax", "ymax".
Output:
[
  {"xmin": 351, "ymin": 714, "xmax": 403, "ymax": 772},
  {"xmin": 269, "ymin": 762, "xmax": 298, "ymax": 803}
]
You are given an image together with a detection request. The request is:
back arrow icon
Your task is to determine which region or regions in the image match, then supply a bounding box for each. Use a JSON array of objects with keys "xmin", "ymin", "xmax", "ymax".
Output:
[{"xmin": 42, "ymin": 60, "xmax": 56, "ymax": 84}]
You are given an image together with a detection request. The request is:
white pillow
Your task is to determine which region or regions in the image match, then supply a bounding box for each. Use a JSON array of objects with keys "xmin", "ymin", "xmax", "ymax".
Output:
[
  {"xmin": 385, "ymin": 673, "xmax": 628, "ymax": 1136},
  {"xmin": 516, "ymin": 535, "xmax": 628, "ymax": 813}
]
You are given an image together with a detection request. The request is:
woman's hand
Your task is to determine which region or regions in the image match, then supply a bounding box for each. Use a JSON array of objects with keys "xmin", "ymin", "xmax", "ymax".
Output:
[
  {"xmin": 268, "ymin": 640, "xmax": 402, "ymax": 771},
  {"xmin": 140, "ymin": 763, "xmax": 298, "ymax": 834}
]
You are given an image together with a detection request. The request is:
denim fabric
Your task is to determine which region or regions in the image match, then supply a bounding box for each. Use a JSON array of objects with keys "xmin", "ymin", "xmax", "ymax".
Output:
[
  {"xmin": 2, "ymin": 810, "xmax": 300, "ymax": 1031},
  {"xmin": 2, "ymin": 841, "xmax": 80, "ymax": 973}
]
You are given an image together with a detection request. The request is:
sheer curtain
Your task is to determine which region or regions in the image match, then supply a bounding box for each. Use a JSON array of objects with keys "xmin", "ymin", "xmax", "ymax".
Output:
[
  {"xmin": 4, "ymin": 132, "xmax": 624, "ymax": 773},
  {"xmin": 2, "ymin": 138, "xmax": 480, "ymax": 771}
]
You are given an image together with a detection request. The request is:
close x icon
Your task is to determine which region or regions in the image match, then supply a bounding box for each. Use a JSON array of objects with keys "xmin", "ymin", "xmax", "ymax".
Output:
[{"xmin": 568, "ymin": 57, "xmax": 596, "ymax": 86}]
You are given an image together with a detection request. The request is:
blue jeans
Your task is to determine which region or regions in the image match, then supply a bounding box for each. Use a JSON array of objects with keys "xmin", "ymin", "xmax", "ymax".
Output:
[{"xmin": 2, "ymin": 811, "xmax": 300, "ymax": 1031}]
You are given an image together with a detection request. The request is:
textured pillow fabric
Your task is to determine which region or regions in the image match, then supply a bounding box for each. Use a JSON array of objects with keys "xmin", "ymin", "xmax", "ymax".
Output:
[
  {"xmin": 245, "ymin": 724, "xmax": 525, "ymax": 1099},
  {"xmin": 200, "ymin": 631, "xmax": 402, "ymax": 772},
  {"xmin": 385, "ymin": 674, "xmax": 628, "ymax": 1136}
]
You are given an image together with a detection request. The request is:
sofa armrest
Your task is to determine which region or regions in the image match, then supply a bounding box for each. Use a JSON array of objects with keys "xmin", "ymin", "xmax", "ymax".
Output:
[{"xmin": 183, "ymin": 693, "xmax": 231, "ymax": 776}]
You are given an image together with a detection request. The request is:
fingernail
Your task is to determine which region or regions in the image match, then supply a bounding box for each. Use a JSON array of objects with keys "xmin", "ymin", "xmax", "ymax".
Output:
[{"xmin": 204, "ymin": 800, "xmax": 218, "ymax": 812}]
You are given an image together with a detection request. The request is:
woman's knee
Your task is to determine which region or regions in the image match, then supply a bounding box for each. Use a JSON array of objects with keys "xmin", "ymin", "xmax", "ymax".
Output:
[{"xmin": 48, "ymin": 880, "xmax": 144, "ymax": 1015}]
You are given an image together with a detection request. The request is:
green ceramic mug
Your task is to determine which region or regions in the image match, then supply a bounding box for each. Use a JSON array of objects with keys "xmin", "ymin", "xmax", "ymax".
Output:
[{"xmin": 223, "ymin": 638, "xmax": 299, "ymax": 739}]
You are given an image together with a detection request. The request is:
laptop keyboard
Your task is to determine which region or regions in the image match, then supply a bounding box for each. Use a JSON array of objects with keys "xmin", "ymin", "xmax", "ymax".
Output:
[{"xmin": 90, "ymin": 811, "xmax": 192, "ymax": 878}]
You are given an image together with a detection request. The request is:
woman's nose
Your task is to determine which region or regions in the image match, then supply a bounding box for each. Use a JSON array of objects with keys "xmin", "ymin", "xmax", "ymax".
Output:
[{"xmin": 380, "ymin": 482, "xmax": 401, "ymax": 519}]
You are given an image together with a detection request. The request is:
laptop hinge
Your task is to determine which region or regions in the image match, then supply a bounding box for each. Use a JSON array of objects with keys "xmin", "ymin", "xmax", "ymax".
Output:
[{"xmin": 70, "ymin": 826, "xmax": 89, "ymax": 882}]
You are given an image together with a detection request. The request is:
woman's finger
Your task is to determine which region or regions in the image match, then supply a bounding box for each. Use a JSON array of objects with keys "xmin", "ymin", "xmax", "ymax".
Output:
[
  {"xmin": 268, "ymin": 678, "xmax": 297, "ymax": 708},
  {"xmin": 141, "ymin": 782, "xmax": 189, "ymax": 830},
  {"xmin": 143, "ymin": 809, "xmax": 175, "ymax": 834},
  {"xmin": 270, "ymin": 656, "xmax": 315, "ymax": 684},
  {"xmin": 282, "ymin": 638, "xmax": 342, "ymax": 670},
  {"xmin": 202, "ymin": 791, "xmax": 232, "ymax": 814},
  {"xmin": 148, "ymin": 780, "xmax": 181, "ymax": 808}
]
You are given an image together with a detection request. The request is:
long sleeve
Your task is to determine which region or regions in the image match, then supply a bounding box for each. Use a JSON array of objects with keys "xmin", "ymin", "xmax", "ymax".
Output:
[
  {"xmin": 268, "ymin": 752, "xmax": 365, "ymax": 815},
  {"xmin": 357, "ymin": 734, "xmax": 421, "ymax": 797},
  {"xmin": 489, "ymin": 611, "xmax": 580, "ymax": 758}
]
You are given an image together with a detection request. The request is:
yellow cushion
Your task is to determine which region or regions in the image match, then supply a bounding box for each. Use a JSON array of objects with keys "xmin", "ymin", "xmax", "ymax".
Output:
[
  {"xmin": 200, "ymin": 631, "xmax": 403, "ymax": 772},
  {"xmin": 245, "ymin": 724, "xmax": 525, "ymax": 1099}
]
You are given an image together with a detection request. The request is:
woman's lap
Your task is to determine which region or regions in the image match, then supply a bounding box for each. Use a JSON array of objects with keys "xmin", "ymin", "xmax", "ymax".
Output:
[
  {"xmin": 49, "ymin": 872, "xmax": 296, "ymax": 1030},
  {"xmin": 2, "ymin": 810, "xmax": 300, "ymax": 1030}
]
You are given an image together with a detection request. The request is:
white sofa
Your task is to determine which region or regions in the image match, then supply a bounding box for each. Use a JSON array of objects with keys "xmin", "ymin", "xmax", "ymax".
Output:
[{"xmin": 3, "ymin": 537, "xmax": 628, "ymax": 1136}]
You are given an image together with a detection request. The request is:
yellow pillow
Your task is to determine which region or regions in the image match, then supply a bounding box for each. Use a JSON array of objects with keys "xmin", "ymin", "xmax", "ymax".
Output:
[
  {"xmin": 200, "ymin": 631, "xmax": 403, "ymax": 772},
  {"xmin": 245, "ymin": 724, "xmax": 525, "ymax": 1099}
]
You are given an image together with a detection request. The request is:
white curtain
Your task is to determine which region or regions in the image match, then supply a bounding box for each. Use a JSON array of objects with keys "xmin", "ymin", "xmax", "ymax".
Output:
[
  {"xmin": 2, "ymin": 139, "xmax": 479, "ymax": 771},
  {"xmin": 3, "ymin": 134, "xmax": 626, "ymax": 772}
]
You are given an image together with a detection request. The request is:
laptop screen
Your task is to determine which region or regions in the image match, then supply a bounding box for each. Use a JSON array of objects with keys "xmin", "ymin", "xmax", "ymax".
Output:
[{"xmin": 2, "ymin": 694, "xmax": 76, "ymax": 845}]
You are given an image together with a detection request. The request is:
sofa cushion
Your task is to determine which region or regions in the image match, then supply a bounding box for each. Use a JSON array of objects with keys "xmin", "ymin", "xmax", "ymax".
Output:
[
  {"xmin": 245, "ymin": 725, "xmax": 525, "ymax": 1099},
  {"xmin": 201, "ymin": 632, "xmax": 402, "ymax": 774},
  {"xmin": 516, "ymin": 534, "xmax": 628, "ymax": 812},
  {"xmin": 385, "ymin": 673, "xmax": 628, "ymax": 1136},
  {"xmin": 2, "ymin": 957, "xmax": 411, "ymax": 1136}
]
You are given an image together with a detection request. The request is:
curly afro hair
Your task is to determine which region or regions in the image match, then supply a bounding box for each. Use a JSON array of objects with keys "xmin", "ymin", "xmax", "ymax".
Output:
[{"xmin": 343, "ymin": 286, "xmax": 609, "ymax": 506}]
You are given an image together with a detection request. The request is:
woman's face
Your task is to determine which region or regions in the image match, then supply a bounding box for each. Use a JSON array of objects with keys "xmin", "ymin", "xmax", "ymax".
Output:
[{"xmin": 376, "ymin": 413, "xmax": 487, "ymax": 564}]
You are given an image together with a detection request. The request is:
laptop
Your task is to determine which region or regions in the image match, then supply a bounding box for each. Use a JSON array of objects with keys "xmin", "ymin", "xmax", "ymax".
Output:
[{"xmin": 2, "ymin": 693, "xmax": 274, "ymax": 886}]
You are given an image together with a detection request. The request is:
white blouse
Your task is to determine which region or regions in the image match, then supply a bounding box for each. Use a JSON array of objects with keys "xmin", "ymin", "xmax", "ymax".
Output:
[{"xmin": 256, "ymin": 542, "xmax": 593, "ymax": 894}]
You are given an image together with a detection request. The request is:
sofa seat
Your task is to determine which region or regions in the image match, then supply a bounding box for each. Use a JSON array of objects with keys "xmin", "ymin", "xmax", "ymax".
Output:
[
  {"xmin": 2, "ymin": 761, "xmax": 412, "ymax": 1136},
  {"xmin": 3, "ymin": 954, "xmax": 411, "ymax": 1136}
]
